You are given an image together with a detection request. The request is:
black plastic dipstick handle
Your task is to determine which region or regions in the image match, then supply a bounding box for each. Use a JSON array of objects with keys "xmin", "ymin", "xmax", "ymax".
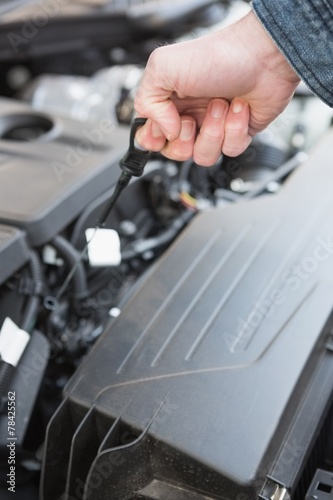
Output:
[
  {"xmin": 120, "ymin": 117, "xmax": 152, "ymax": 177},
  {"xmin": 98, "ymin": 118, "xmax": 152, "ymax": 227}
]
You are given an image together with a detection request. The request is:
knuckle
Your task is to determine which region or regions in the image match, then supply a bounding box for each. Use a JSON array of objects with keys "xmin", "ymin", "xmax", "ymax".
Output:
[
  {"xmin": 147, "ymin": 46, "xmax": 166, "ymax": 73},
  {"xmin": 147, "ymin": 47, "xmax": 160, "ymax": 67},
  {"xmin": 134, "ymin": 92, "xmax": 148, "ymax": 116},
  {"xmin": 200, "ymin": 129, "xmax": 223, "ymax": 140}
]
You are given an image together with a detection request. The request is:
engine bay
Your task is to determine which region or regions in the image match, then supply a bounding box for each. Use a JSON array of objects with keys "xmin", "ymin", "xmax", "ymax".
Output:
[{"xmin": 0, "ymin": 1, "xmax": 333, "ymax": 499}]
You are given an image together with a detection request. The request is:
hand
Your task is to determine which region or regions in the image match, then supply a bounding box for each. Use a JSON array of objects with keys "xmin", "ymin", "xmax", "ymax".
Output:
[{"xmin": 134, "ymin": 11, "xmax": 300, "ymax": 166}]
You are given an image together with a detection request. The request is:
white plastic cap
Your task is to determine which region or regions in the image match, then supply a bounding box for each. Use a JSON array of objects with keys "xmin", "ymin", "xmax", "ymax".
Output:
[
  {"xmin": 0, "ymin": 317, "xmax": 30, "ymax": 366},
  {"xmin": 85, "ymin": 228, "xmax": 121, "ymax": 267}
]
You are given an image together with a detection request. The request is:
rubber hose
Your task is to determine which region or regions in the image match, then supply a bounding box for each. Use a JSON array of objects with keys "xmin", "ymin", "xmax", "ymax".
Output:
[
  {"xmin": 52, "ymin": 235, "xmax": 89, "ymax": 300},
  {"xmin": 21, "ymin": 250, "xmax": 44, "ymax": 333}
]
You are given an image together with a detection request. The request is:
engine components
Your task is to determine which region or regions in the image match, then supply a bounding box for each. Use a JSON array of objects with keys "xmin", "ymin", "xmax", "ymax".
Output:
[
  {"xmin": 0, "ymin": 98, "xmax": 130, "ymax": 246},
  {"xmin": 41, "ymin": 128, "xmax": 333, "ymax": 499},
  {"xmin": 0, "ymin": 3, "xmax": 332, "ymax": 499}
]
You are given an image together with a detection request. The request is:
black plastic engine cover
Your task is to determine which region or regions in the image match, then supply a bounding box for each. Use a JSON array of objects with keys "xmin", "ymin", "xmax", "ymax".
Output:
[
  {"xmin": 0, "ymin": 98, "xmax": 129, "ymax": 246},
  {"xmin": 0, "ymin": 224, "xmax": 29, "ymax": 285},
  {"xmin": 41, "ymin": 131, "xmax": 333, "ymax": 500}
]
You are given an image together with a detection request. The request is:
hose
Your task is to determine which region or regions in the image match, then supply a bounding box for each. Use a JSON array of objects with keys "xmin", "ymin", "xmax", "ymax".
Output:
[
  {"xmin": 52, "ymin": 235, "xmax": 89, "ymax": 300},
  {"xmin": 21, "ymin": 250, "xmax": 44, "ymax": 333}
]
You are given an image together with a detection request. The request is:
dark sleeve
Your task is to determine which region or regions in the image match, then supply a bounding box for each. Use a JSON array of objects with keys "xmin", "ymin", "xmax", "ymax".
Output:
[{"xmin": 252, "ymin": 0, "xmax": 333, "ymax": 106}]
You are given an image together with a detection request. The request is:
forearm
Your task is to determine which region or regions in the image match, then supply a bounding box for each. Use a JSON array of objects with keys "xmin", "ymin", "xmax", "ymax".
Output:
[{"xmin": 252, "ymin": 0, "xmax": 333, "ymax": 106}]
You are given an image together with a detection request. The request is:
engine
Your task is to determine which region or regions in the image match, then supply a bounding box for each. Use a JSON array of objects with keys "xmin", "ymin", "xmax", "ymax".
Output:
[{"xmin": 0, "ymin": 2, "xmax": 332, "ymax": 500}]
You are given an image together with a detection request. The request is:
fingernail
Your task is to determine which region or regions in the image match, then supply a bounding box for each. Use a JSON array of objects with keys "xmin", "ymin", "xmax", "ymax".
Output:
[
  {"xmin": 151, "ymin": 122, "xmax": 164, "ymax": 138},
  {"xmin": 180, "ymin": 120, "xmax": 195, "ymax": 140},
  {"xmin": 232, "ymin": 99, "xmax": 245, "ymax": 114},
  {"xmin": 210, "ymin": 100, "xmax": 225, "ymax": 119}
]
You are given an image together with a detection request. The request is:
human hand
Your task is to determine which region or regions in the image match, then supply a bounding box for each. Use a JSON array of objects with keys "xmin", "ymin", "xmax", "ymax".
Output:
[{"xmin": 134, "ymin": 11, "xmax": 300, "ymax": 166}]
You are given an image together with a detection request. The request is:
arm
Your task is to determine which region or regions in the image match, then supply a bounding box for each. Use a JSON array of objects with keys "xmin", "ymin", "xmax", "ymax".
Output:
[{"xmin": 253, "ymin": 0, "xmax": 333, "ymax": 107}]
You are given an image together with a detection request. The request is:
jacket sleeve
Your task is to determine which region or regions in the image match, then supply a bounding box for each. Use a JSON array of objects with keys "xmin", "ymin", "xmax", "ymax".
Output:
[{"xmin": 252, "ymin": 0, "xmax": 333, "ymax": 106}]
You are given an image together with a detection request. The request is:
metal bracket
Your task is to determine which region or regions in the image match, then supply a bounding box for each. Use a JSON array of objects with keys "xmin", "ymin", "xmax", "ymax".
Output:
[{"xmin": 260, "ymin": 479, "xmax": 290, "ymax": 500}]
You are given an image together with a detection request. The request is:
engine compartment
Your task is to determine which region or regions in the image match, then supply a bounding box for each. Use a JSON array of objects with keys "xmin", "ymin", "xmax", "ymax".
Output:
[
  {"xmin": 0, "ymin": 1, "xmax": 332, "ymax": 499},
  {"xmin": 42, "ymin": 131, "xmax": 333, "ymax": 500}
]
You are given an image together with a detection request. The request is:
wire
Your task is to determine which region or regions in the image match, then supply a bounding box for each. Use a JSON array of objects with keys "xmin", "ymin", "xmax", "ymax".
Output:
[{"xmin": 179, "ymin": 191, "xmax": 198, "ymax": 211}]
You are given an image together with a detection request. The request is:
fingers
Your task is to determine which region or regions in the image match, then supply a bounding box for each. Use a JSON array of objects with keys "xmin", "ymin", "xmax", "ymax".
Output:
[
  {"xmin": 222, "ymin": 98, "xmax": 252, "ymax": 157},
  {"xmin": 193, "ymin": 99, "xmax": 229, "ymax": 166},
  {"xmin": 135, "ymin": 116, "xmax": 196, "ymax": 161},
  {"xmin": 135, "ymin": 97, "xmax": 252, "ymax": 165},
  {"xmin": 160, "ymin": 98, "xmax": 247, "ymax": 166},
  {"xmin": 135, "ymin": 118, "xmax": 167, "ymax": 152},
  {"xmin": 161, "ymin": 116, "xmax": 196, "ymax": 161}
]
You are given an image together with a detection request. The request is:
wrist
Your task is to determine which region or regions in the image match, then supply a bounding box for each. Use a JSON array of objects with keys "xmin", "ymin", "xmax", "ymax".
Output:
[{"xmin": 235, "ymin": 10, "xmax": 301, "ymax": 85}]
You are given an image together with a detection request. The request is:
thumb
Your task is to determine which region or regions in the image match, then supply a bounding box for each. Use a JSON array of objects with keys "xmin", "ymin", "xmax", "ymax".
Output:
[{"xmin": 134, "ymin": 76, "xmax": 182, "ymax": 142}]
